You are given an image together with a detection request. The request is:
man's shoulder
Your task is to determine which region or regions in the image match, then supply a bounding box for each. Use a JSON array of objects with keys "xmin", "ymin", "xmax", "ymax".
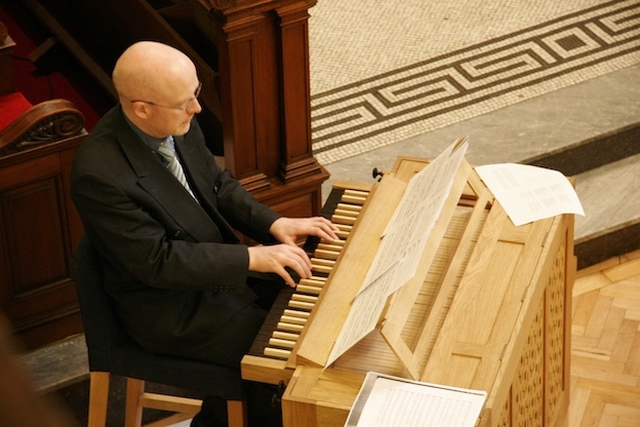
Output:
[
  {"xmin": 87, "ymin": 106, "xmax": 124, "ymax": 136},
  {"xmin": 74, "ymin": 108, "xmax": 128, "ymax": 169},
  {"xmin": 81, "ymin": 107, "xmax": 133, "ymax": 149}
]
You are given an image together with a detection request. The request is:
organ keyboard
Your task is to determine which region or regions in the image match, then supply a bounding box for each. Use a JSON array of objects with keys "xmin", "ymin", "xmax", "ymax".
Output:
[
  {"xmin": 241, "ymin": 156, "xmax": 575, "ymax": 427},
  {"xmin": 245, "ymin": 182, "xmax": 372, "ymax": 372}
]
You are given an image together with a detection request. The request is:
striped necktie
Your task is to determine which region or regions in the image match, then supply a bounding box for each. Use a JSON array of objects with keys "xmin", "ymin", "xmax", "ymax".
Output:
[{"xmin": 157, "ymin": 136, "xmax": 196, "ymax": 199}]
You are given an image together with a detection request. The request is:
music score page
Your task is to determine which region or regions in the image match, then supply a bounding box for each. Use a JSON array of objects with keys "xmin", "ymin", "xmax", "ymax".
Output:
[
  {"xmin": 326, "ymin": 137, "xmax": 469, "ymax": 367},
  {"xmin": 367, "ymin": 136, "xmax": 469, "ymax": 295},
  {"xmin": 345, "ymin": 372, "xmax": 486, "ymax": 427}
]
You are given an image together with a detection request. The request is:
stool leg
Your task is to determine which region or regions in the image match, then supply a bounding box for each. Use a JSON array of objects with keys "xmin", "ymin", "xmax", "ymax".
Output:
[
  {"xmin": 88, "ymin": 372, "xmax": 110, "ymax": 427},
  {"xmin": 227, "ymin": 399, "xmax": 248, "ymax": 427},
  {"xmin": 124, "ymin": 378, "xmax": 145, "ymax": 427}
]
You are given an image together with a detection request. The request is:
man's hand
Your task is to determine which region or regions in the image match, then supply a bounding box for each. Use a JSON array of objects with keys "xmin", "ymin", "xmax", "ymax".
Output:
[
  {"xmin": 248, "ymin": 244, "xmax": 312, "ymax": 288},
  {"xmin": 269, "ymin": 217, "xmax": 339, "ymax": 247},
  {"xmin": 248, "ymin": 217, "xmax": 338, "ymax": 287}
]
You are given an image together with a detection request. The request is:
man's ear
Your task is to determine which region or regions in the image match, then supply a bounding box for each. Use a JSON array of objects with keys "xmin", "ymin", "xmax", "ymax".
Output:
[{"xmin": 131, "ymin": 101, "xmax": 150, "ymax": 119}]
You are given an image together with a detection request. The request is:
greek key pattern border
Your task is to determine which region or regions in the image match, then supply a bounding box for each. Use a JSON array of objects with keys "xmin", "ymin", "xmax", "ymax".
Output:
[{"xmin": 311, "ymin": 0, "xmax": 640, "ymax": 164}]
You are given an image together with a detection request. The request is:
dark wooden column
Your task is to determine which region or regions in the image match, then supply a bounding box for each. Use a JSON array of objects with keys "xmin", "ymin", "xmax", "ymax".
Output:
[{"xmin": 196, "ymin": 0, "xmax": 328, "ymax": 218}]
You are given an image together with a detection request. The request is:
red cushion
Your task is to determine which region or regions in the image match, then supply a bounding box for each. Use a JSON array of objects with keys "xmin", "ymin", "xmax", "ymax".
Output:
[{"xmin": 0, "ymin": 92, "xmax": 33, "ymax": 131}]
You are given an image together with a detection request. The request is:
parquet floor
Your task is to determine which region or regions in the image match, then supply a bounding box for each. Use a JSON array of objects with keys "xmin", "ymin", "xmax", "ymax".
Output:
[{"xmin": 568, "ymin": 249, "xmax": 640, "ymax": 426}]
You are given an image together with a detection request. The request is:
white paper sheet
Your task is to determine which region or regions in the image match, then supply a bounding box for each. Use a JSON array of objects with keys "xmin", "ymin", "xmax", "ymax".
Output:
[
  {"xmin": 345, "ymin": 372, "xmax": 487, "ymax": 427},
  {"xmin": 364, "ymin": 136, "xmax": 469, "ymax": 296},
  {"xmin": 475, "ymin": 163, "xmax": 585, "ymax": 226},
  {"xmin": 326, "ymin": 270, "xmax": 392, "ymax": 366}
]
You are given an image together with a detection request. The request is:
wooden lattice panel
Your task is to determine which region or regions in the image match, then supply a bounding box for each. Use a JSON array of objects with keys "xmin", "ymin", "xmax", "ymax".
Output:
[
  {"xmin": 497, "ymin": 388, "xmax": 511, "ymax": 427},
  {"xmin": 545, "ymin": 236, "xmax": 568, "ymax": 425},
  {"xmin": 512, "ymin": 299, "xmax": 545, "ymax": 426},
  {"xmin": 496, "ymin": 221, "xmax": 570, "ymax": 427}
]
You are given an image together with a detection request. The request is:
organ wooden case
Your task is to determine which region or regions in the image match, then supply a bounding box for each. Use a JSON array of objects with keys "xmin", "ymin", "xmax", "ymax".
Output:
[{"xmin": 242, "ymin": 155, "xmax": 575, "ymax": 427}]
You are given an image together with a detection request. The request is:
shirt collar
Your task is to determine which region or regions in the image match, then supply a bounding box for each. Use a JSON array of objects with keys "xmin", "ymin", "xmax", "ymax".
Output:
[{"xmin": 122, "ymin": 108, "xmax": 166, "ymax": 153}]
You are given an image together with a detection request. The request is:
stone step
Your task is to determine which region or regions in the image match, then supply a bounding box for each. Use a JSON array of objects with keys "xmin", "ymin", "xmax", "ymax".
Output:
[
  {"xmin": 572, "ymin": 152, "xmax": 640, "ymax": 269},
  {"xmin": 21, "ymin": 333, "xmax": 87, "ymax": 395},
  {"xmin": 524, "ymin": 122, "xmax": 640, "ymax": 177},
  {"xmin": 520, "ymin": 120, "xmax": 640, "ymax": 269}
]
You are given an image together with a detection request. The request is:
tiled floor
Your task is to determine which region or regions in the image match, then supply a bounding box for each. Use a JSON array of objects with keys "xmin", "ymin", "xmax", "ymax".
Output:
[
  {"xmin": 319, "ymin": 62, "xmax": 640, "ymax": 251},
  {"xmin": 307, "ymin": 0, "xmax": 640, "ymax": 165},
  {"xmin": 309, "ymin": 0, "xmax": 640, "ymax": 257}
]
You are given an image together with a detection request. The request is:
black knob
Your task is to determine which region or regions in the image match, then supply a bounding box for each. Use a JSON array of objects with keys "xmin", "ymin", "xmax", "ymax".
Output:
[{"xmin": 271, "ymin": 380, "xmax": 287, "ymax": 407}]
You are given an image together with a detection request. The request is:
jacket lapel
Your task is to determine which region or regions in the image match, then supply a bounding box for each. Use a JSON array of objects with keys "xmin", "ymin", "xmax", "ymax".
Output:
[
  {"xmin": 174, "ymin": 132, "xmax": 240, "ymax": 243},
  {"xmin": 113, "ymin": 117, "xmax": 224, "ymax": 242}
]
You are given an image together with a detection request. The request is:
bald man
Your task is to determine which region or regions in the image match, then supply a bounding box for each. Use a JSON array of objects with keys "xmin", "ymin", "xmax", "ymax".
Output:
[{"xmin": 71, "ymin": 41, "xmax": 337, "ymax": 426}]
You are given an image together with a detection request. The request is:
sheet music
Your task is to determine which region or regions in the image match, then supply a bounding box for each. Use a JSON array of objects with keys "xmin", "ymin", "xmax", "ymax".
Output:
[
  {"xmin": 327, "ymin": 137, "xmax": 469, "ymax": 367},
  {"xmin": 345, "ymin": 372, "xmax": 487, "ymax": 427},
  {"xmin": 360, "ymin": 136, "xmax": 469, "ymax": 297},
  {"xmin": 327, "ymin": 262, "xmax": 398, "ymax": 366},
  {"xmin": 475, "ymin": 163, "xmax": 585, "ymax": 226}
]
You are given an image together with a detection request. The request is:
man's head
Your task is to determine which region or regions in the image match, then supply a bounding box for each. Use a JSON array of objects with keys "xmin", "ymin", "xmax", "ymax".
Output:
[{"xmin": 112, "ymin": 41, "xmax": 202, "ymax": 138}]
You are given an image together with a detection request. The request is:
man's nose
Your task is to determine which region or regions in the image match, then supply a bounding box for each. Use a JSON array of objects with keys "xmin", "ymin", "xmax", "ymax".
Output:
[{"xmin": 188, "ymin": 98, "xmax": 202, "ymax": 114}]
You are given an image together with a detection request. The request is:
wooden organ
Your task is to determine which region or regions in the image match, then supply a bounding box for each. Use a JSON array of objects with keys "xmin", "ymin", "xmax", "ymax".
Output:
[{"xmin": 241, "ymin": 155, "xmax": 575, "ymax": 427}]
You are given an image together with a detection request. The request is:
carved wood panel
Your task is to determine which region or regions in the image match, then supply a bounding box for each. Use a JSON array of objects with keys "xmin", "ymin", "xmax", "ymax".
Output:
[{"xmin": 0, "ymin": 138, "xmax": 84, "ymax": 349}]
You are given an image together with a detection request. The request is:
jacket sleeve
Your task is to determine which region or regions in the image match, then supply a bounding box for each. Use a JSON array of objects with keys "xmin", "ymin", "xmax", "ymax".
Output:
[{"xmin": 215, "ymin": 169, "xmax": 282, "ymax": 242}]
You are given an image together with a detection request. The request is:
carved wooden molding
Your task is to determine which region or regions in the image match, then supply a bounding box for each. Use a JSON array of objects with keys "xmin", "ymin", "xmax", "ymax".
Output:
[
  {"xmin": 208, "ymin": 0, "xmax": 237, "ymax": 9},
  {"xmin": 199, "ymin": 0, "xmax": 315, "ymax": 19},
  {"xmin": 0, "ymin": 99, "xmax": 86, "ymax": 156}
]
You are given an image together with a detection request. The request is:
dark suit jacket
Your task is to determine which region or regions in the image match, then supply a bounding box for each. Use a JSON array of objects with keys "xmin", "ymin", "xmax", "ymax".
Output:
[{"xmin": 71, "ymin": 106, "xmax": 281, "ymax": 356}]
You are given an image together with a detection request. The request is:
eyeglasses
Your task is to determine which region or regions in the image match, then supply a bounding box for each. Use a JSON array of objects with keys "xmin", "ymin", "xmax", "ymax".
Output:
[{"xmin": 130, "ymin": 82, "xmax": 202, "ymax": 111}]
